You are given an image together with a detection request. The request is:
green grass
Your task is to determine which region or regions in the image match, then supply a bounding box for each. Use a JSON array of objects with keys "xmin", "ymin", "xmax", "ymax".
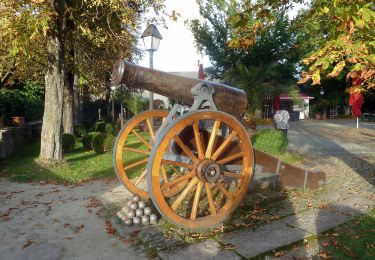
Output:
[
  {"xmin": 0, "ymin": 132, "xmax": 150, "ymax": 184},
  {"xmin": 251, "ymin": 129, "xmax": 288, "ymax": 155},
  {"xmin": 318, "ymin": 209, "xmax": 375, "ymax": 259},
  {"xmin": 277, "ymin": 152, "xmax": 305, "ymax": 164}
]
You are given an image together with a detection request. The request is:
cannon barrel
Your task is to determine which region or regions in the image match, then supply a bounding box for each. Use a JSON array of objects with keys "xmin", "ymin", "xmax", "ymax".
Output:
[{"xmin": 112, "ymin": 60, "xmax": 248, "ymax": 117}]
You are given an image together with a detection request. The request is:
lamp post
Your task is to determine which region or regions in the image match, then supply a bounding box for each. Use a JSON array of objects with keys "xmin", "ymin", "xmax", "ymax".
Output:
[
  {"xmin": 141, "ymin": 24, "xmax": 162, "ymax": 111},
  {"xmin": 110, "ymin": 81, "xmax": 116, "ymax": 122},
  {"xmin": 319, "ymin": 87, "xmax": 326, "ymax": 119}
]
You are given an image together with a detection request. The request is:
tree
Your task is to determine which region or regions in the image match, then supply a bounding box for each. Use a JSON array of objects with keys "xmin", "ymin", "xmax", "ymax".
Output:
[
  {"xmin": 225, "ymin": 0, "xmax": 375, "ymax": 90},
  {"xmin": 0, "ymin": 0, "xmax": 165, "ymax": 162},
  {"xmin": 190, "ymin": 0, "xmax": 301, "ymax": 115}
]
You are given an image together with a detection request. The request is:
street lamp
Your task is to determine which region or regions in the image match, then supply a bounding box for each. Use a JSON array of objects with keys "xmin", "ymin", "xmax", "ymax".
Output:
[
  {"xmin": 110, "ymin": 81, "xmax": 116, "ymax": 122},
  {"xmin": 141, "ymin": 24, "xmax": 162, "ymax": 111}
]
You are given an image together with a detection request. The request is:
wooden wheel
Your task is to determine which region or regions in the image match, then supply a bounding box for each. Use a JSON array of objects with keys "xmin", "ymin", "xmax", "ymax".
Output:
[
  {"xmin": 114, "ymin": 109, "xmax": 169, "ymax": 199},
  {"xmin": 147, "ymin": 110, "xmax": 254, "ymax": 229}
]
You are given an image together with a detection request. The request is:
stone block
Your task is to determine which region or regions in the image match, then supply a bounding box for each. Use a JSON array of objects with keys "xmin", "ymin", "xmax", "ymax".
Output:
[
  {"xmin": 159, "ymin": 239, "xmax": 241, "ymax": 260},
  {"xmin": 220, "ymin": 221, "xmax": 307, "ymax": 258}
]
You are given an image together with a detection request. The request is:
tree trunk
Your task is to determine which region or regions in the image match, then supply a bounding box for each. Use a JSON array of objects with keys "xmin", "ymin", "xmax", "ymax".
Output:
[
  {"xmin": 63, "ymin": 72, "xmax": 74, "ymax": 134},
  {"xmin": 73, "ymin": 73, "xmax": 83, "ymax": 125},
  {"xmin": 39, "ymin": 0, "xmax": 66, "ymax": 162}
]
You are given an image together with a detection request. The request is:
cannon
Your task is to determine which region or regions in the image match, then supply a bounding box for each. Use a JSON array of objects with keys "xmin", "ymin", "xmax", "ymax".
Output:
[{"xmin": 112, "ymin": 60, "xmax": 325, "ymax": 229}]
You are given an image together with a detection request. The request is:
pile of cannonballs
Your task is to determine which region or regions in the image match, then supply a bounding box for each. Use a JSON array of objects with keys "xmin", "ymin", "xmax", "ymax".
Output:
[{"xmin": 117, "ymin": 194, "xmax": 158, "ymax": 226}]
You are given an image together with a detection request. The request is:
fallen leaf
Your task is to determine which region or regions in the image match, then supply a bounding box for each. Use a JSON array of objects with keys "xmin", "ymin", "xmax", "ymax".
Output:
[
  {"xmin": 105, "ymin": 221, "xmax": 115, "ymax": 235},
  {"xmin": 274, "ymin": 251, "xmax": 284, "ymax": 257},
  {"xmin": 22, "ymin": 240, "xmax": 34, "ymax": 249},
  {"xmin": 322, "ymin": 242, "xmax": 329, "ymax": 247},
  {"xmin": 221, "ymin": 243, "xmax": 236, "ymax": 250},
  {"xmin": 85, "ymin": 197, "xmax": 103, "ymax": 208}
]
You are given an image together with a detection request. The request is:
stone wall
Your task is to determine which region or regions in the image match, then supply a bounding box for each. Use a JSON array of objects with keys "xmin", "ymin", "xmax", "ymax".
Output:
[
  {"xmin": 0, "ymin": 121, "xmax": 42, "ymax": 159},
  {"xmin": 0, "ymin": 127, "xmax": 27, "ymax": 159}
]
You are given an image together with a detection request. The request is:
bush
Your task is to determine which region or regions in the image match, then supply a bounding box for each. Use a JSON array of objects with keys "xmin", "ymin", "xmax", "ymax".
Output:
[
  {"xmin": 251, "ymin": 129, "xmax": 288, "ymax": 155},
  {"xmin": 103, "ymin": 134, "xmax": 116, "ymax": 153},
  {"xmin": 105, "ymin": 123, "xmax": 117, "ymax": 135},
  {"xmin": 91, "ymin": 121, "xmax": 106, "ymax": 133},
  {"xmin": 75, "ymin": 124, "xmax": 87, "ymax": 138},
  {"xmin": 82, "ymin": 132, "xmax": 99, "ymax": 150},
  {"xmin": 92, "ymin": 133, "xmax": 106, "ymax": 154},
  {"xmin": 62, "ymin": 133, "xmax": 76, "ymax": 152}
]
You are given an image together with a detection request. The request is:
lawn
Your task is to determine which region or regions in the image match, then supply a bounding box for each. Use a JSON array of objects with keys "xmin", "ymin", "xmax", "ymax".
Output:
[
  {"xmin": 0, "ymin": 141, "xmax": 115, "ymax": 183},
  {"xmin": 0, "ymin": 133, "xmax": 149, "ymax": 183},
  {"xmin": 0, "ymin": 129, "xmax": 303, "ymax": 184},
  {"xmin": 317, "ymin": 209, "xmax": 375, "ymax": 259}
]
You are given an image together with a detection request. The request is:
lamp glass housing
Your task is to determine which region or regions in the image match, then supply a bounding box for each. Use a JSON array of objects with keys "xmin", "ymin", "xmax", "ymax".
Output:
[
  {"xmin": 319, "ymin": 87, "xmax": 324, "ymax": 95},
  {"xmin": 142, "ymin": 35, "xmax": 161, "ymax": 51}
]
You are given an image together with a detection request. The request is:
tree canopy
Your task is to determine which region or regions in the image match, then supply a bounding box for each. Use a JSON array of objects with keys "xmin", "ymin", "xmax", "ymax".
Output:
[
  {"xmin": 190, "ymin": 0, "xmax": 302, "ymax": 114},
  {"xmin": 224, "ymin": 0, "xmax": 375, "ymax": 90}
]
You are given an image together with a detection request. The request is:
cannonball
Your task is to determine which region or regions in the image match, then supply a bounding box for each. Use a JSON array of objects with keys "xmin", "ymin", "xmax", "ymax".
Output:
[
  {"xmin": 138, "ymin": 201, "xmax": 146, "ymax": 209},
  {"xmin": 124, "ymin": 218, "xmax": 133, "ymax": 226},
  {"xmin": 130, "ymin": 202, "xmax": 138, "ymax": 210},
  {"xmin": 132, "ymin": 195, "xmax": 140, "ymax": 203},
  {"xmin": 127, "ymin": 210, "xmax": 136, "ymax": 219},
  {"xmin": 126, "ymin": 200, "xmax": 133, "ymax": 207},
  {"xmin": 133, "ymin": 216, "xmax": 141, "ymax": 225},
  {"xmin": 135, "ymin": 208, "xmax": 143, "ymax": 217},
  {"xmin": 149, "ymin": 213, "xmax": 158, "ymax": 224},
  {"xmin": 141, "ymin": 215, "xmax": 150, "ymax": 225},
  {"xmin": 143, "ymin": 207, "xmax": 152, "ymax": 216}
]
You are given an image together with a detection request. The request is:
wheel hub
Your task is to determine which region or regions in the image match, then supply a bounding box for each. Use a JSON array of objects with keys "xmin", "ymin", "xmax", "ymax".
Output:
[{"xmin": 196, "ymin": 159, "xmax": 221, "ymax": 183}]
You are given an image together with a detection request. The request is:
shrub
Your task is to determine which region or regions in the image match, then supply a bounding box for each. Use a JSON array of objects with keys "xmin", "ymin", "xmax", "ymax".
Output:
[
  {"xmin": 62, "ymin": 133, "xmax": 76, "ymax": 152},
  {"xmin": 105, "ymin": 123, "xmax": 117, "ymax": 135},
  {"xmin": 82, "ymin": 132, "xmax": 99, "ymax": 150},
  {"xmin": 91, "ymin": 121, "xmax": 106, "ymax": 133},
  {"xmin": 92, "ymin": 133, "xmax": 106, "ymax": 154},
  {"xmin": 75, "ymin": 124, "xmax": 87, "ymax": 138},
  {"xmin": 103, "ymin": 134, "xmax": 116, "ymax": 153},
  {"xmin": 251, "ymin": 129, "xmax": 288, "ymax": 155}
]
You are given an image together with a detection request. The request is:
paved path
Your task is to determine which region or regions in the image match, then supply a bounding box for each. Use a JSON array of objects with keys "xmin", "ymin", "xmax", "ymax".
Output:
[{"xmin": 0, "ymin": 179, "xmax": 146, "ymax": 260}]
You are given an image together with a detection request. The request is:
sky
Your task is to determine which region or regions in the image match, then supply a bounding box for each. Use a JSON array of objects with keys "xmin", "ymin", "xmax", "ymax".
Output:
[
  {"xmin": 137, "ymin": 0, "xmax": 307, "ymax": 73},
  {"xmin": 137, "ymin": 0, "xmax": 209, "ymax": 72}
]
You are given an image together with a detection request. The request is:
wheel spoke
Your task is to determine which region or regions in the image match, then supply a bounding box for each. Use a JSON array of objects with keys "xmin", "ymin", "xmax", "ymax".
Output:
[
  {"xmin": 174, "ymin": 136, "xmax": 198, "ymax": 163},
  {"xmin": 161, "ymin": 171, "xmax": 195, "ymax": 191},
  {"xmin": 123, "ymin": 147, "xmax": 150, "ymax": 155},
  {"xmin": 124, "ymin": 157, "xmax": 148, "ymax": 171},
  {"xmin": 134, "ymin": 169, "xmax": 147, "ymax": 186},
  {"xmin": 146, "ymin": 118, "xmax": 155, "ymax": 143},
  {"xmin": 205, "ymin": 120, "xmax": 220, "ymax": 158},
  {"xmin": 161, "ymin": 165, "xmax": 169, "ymax": 183},
  {"xmin": 190, "ymin": 181, "xmax": 203, "ymax": 220},
  {"xmin": 162, "ymin": 160, "xmax": 194, "ymax": 169},
  {"xmin": 205, "ymin": 182, "xmax": 217, "ymax": 215},
  {"xmin": 222, "ymin": 171, "xmax": 244, "ymax": 180},
  {"xmin": 131, "ymin": 129, "xmax": 152, "ymax": 150},
  {"xmin": 217, "ymin": 183, "xmax": 233, "ymax": 200},
  {"xmin": 171, "ymin": 177, "xmax": 199, "ymax": 211},
  {"xmin": 211, "ymin": 131, "xmax": 237, "ymax": 161},
  {"xmin": 193, "ymin": 122, "xmax": 204, "ymax": 160},
  {"xmin": 216, "ymin": 152, "xmax": 243, "ymax": 164}
]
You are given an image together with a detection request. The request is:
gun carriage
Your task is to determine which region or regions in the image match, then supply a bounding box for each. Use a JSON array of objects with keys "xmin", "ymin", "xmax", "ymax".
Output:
[{"xmin": 112, "ymin": 60, "xmax": 324, "ymax": 229}]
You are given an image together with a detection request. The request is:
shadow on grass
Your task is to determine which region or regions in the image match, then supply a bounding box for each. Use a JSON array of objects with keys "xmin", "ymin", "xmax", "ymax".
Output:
[{"xmin": 0, "ymin": 140, "xmax": 116, "ymax": 184}]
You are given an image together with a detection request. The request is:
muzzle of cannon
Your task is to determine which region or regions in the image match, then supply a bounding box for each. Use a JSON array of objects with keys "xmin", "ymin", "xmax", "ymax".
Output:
[
  {"xmin": 112, "ymin": 60, "xmax": 325, "ymax": 229},
  {"xmin": 112, "ymin": 60, "xmax": 248, "ymax": 117}
]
